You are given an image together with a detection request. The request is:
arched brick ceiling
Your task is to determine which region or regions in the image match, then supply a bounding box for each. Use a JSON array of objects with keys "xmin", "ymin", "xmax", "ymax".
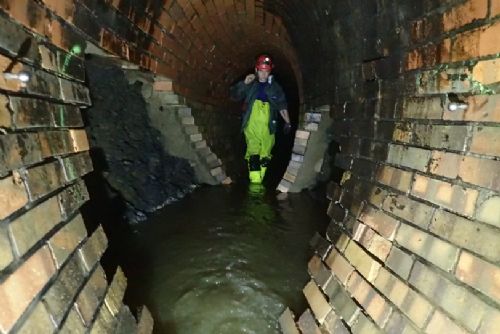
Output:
[
  {"xmin": 104, "ymin": 0, "xmax": 304, "ymax": 103},
  {"xmin": 159, "ymin": 1, "xmax": 304, "ymax": 102},
  {"xmin": 0, "ymin": 0, "xmax": 315, "ymax": 103},
  {"xmin": 161, "ymin": 0, "xmax": 303, "ymax": 101}
]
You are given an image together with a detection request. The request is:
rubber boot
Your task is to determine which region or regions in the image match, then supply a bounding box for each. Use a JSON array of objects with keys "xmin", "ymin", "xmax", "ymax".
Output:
[
  {"xmin": 248, "ymin": 155, "xmax": 262, "ymax": 184},
  {"xmin": 260, "ymin": 157, "xmax": 270, "ymax": 181}
]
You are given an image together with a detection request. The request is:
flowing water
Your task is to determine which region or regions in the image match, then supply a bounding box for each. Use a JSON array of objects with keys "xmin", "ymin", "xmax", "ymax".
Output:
[{"xmin": 119, "ymin": 185, "xmax": 329, "ymax": 334}]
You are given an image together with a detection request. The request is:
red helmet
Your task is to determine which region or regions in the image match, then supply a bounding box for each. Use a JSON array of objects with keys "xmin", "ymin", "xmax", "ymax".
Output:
[{"xmin": 255, "ymin": 54, "xmax": 273, "ymax": 71}]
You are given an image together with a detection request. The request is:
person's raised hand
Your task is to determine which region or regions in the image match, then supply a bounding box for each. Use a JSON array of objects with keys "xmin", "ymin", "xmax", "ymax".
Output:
[{"xmin": 244, "ymin": 74, "xmax": 255, "ymax": 85}]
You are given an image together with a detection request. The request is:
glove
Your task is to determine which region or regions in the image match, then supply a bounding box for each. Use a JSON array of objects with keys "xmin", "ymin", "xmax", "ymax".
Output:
[{"xmin": 283, "ymin": 123, "xmax": 292, "ymax": 135}]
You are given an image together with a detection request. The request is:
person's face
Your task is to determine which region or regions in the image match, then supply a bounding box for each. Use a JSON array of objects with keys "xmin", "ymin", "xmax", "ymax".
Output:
[{"xmin": 257, "ymin": 69, "xmax": 270, "ymax": 82}]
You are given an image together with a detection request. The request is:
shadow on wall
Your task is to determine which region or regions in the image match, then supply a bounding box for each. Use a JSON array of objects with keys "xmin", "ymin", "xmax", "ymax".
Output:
[
  {"xmin": 79, "ymin": 54, "xmax": 197, "ymax": 311},
  {"xmin": 322, "ymin": 139, "xmax": 344, "ymax": 185},
  {"xmin": 81, "ymin": 55, "xmax": 196, "ymax": 222},
  {"xmin": 74, "ymin": 0, "xmax": 166, "ymax": 52}
]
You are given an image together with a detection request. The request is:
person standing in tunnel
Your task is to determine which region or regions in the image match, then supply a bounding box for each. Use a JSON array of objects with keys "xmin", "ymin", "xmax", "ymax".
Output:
[{"xmin": 230, "ymin": 54, "xmax": 292, "ymax": 184}]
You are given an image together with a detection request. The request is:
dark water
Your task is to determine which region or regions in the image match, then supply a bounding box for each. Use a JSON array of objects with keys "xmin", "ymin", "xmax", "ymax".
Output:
[{"xmin": 118, "ymin": 185, "xmax": 329, "ymax": 334}]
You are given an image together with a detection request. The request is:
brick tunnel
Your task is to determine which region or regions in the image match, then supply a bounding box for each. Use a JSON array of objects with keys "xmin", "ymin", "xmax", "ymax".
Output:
[{"xmin": 0, "ymin": 0, "xmax": 499, "ymax": 333}]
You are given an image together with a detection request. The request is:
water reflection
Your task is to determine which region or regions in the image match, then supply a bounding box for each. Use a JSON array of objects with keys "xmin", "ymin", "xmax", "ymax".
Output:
[{"xmin": 125, "ymin": 185, "xmax": 328, "ymax": 334}]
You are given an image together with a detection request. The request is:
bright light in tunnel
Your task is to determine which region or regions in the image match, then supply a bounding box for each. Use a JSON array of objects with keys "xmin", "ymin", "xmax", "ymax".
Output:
[
  {"xmin": 17, "ymin": 71, "xmax": 30, "ymax": 83},
  {"xmin": 447, "ymin": 102, "xmax": 468, "ymax": 112},
  {"xmin": 3, "ymin": 70, "xmax": 31, "ymax": 84}
]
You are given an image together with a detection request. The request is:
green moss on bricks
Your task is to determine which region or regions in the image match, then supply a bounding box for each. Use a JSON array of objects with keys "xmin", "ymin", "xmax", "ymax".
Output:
[{"xmin": 470, "ymin": 79, "xmax": 496, "ymax": 95}]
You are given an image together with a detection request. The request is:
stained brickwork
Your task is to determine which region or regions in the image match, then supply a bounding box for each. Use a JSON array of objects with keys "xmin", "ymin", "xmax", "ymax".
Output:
[
  {"xmin": 0, "ymin": 0, "xmax": 302, "ymax": 104},
  {"xmin": 281, "ymin": 0, "xmax": 500, "ymax": 333},
  {"xmin": 0, "ymin": 1, "xmax": 154, "ymax": 332}
]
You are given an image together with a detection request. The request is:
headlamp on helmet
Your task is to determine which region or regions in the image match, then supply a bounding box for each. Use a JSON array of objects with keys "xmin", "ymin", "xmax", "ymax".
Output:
[{"xmin": 255, "ymin": 54, "xmax": 273, "ymax": 71}]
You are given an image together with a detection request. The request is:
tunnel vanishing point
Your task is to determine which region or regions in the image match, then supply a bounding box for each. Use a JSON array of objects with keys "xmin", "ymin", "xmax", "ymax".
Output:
[{"xmin": 0, "ymin": 0, "xmax": 500, "ymax": 333}]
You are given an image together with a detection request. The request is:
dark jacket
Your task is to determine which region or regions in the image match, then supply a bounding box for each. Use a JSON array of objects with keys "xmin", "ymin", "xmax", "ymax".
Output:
[{"xmin": 230, "ymin": 77, "xmax": 287, "ymax": 134}]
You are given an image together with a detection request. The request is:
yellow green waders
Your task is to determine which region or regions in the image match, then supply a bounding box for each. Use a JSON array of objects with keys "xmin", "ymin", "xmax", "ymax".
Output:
[{"xmin": 244, "ymin": 100, "xmax": 275, "ymax": 184}]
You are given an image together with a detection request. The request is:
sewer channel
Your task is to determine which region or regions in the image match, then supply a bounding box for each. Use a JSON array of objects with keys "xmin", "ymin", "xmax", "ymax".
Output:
[{"xmin": 112, "ymin": 184, "xmax": 329, "ymax": 334}]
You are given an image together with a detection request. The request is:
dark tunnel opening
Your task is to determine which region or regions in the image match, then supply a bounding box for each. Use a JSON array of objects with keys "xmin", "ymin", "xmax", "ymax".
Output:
[{"xmin": 265, "ymin": 56, "xmax": 301, "ymax": 189}]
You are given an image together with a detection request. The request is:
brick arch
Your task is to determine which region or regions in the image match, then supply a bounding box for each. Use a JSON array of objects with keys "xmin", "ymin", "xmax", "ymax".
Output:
[
  {"xmin": 99, "ymin": 0, "xmax": 304, "ymax": 104},
  {"xmin": 0, "ymin": 0, "xmax": 302, "ymax": 105},
  {"xmin": 150, "ymin": 1, "xmax": 304, "ymax": 104}
]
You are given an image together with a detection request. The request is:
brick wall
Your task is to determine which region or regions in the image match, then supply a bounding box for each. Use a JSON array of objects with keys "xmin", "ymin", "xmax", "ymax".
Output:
[
  {"xmin": 280, "ymin": 0, "xmax": 500, "ymax": 333},
  {"xmin": 0, "ymin": 1, "xmax": 159, "ymax": 332}
]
